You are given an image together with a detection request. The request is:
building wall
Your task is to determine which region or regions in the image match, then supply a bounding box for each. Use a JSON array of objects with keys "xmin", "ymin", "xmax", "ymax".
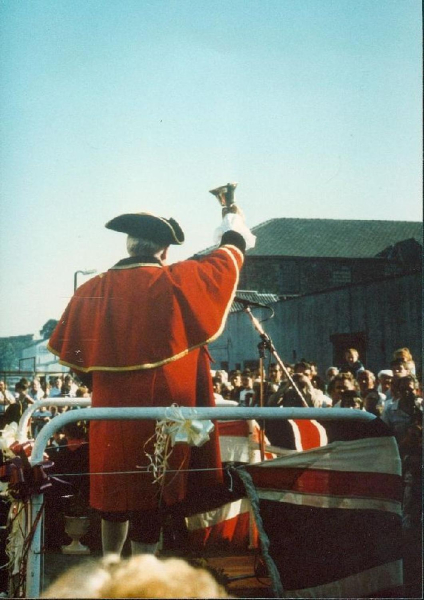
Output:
[
  {"xmin": 238, "ymin": 255, "xmax": 408, "ymax": 296},
  {"xmin": 209, "ymin": 272, "xmax": 422, "ymax": 377},
  {"xmin": 20, "ymin": 339, "xmax": 67, "ymax": 373}
]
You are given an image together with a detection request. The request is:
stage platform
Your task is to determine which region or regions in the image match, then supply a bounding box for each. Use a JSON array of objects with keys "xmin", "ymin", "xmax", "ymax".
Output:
[{"xmin": 40, "ymin": 548, "xmax": 273, "ymax": 598}]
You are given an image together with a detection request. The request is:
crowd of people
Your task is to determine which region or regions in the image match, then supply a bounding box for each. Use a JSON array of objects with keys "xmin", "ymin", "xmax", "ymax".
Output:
[
  {"xmin": 211, "ymin": 346, "xmax": 421, "ymax": 439},
  {"xmin": 0, "ymin": 346, "xmax": 421, "ymax": 577},
  {"xmin": 0, "ymin": 374, "xmax": 90, "ymax": 431},
  {"xmin": 0, "ymin": 345, "xmax": 421, "ymax": 466}
]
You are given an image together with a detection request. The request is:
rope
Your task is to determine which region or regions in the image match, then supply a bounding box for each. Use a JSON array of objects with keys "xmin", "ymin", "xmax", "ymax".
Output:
[
  {"xmin": 233, "ymin": 466, "xmax": 284, "ymax": 598},
  {"xmin": 52, "ymin": 466, "xmax": 223, "ymax": 477}
]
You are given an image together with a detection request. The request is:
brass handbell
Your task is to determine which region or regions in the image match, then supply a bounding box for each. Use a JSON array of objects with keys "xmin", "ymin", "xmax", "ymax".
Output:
[{"xmin": 209, "ymin": 182, "xmax": 238, "ymax": 208}]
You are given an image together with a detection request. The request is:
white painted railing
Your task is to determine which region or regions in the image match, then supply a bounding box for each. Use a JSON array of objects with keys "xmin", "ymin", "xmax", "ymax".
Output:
[{"xmin": 17, "ymin": 399, "xmax": 92, "ymax": 443}]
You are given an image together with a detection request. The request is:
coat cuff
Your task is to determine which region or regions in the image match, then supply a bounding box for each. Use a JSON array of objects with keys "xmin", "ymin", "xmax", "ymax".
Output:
[{"xmin": 220, "ymin": 230, "xmax": 246, "ymax": 254}]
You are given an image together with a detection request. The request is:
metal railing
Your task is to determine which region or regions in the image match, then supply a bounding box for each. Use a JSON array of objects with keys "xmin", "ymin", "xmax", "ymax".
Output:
[{"xmin": 17, "ymin": 399, "xmax": 91, "ymax": 443}]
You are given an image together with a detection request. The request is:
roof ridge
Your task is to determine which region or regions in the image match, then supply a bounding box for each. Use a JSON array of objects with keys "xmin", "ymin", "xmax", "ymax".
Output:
[{"xmin": 252, "ymin": 217, "xmax": 422, "ymax": 228}]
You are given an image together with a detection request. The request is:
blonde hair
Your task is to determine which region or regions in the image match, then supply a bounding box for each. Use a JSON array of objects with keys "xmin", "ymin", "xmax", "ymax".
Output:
[
  {"xmin": 393, "ymin": 347, "xmax": 413, "ymax": 362},
  {"xmin": 346, "ymin": 348, "xmax": 359, "ymax": 357},
  {"xmin": 42, "ymin": 554, "xmax": 231, "ymax": 599}
]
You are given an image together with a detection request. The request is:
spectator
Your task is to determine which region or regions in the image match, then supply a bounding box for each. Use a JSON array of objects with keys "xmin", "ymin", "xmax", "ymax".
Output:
[
  {"xmin": 310, "ymin": 362, "xmax": 326, "ymax": 392},
  {"xmin": 60, "ymin": 383, "xmax": 72, "ymax": 397},
  {"xmin": 41, "ymin": 554, "xmax": 230, "ymax": 598},
  {"xmin": 279, "ymin": 387, "xmax": 307, "ymax": 408},
  {"xmin": 363, "ymin": 390, "xmax": 384, "ymax": 417},
  {"xmin": 238, "ymin": 371, "xmax": 254, "ymax": 407},
  {"xmin": 339, "ymin": 348, "xmax": 364, "ymax": 377},
  {"xmin": 328, "ymin": 372, "xmax": 359, "ymax": 407},
  {"xmin": 213, "ymin": 380, "xmax": 237, "ymax": 407},
  {"xmin": 325, "ymin": 367, "xmax": 339, "ymax": 389},
  {"xmin": 229, "ymin": 370, "xmax": 242, "ymax": 402},
  {"xmin": 294, "ymin": 361, "xmax": 313, "ymax": 379},
  {"xmin": 57, "ymin": 421, "xmax": 90, "ymax": 503},
  {"xmin": 215, "ymin": 370, "xmax": 228, "ymax": 385},
  {"xmin": 220, "ymin": 383, "xmax": 234, "ymax": 401},
  {"xmin": 381, "ymin": 375, "xmax": 422, "ymax": 446},
  {"xmin": 261, "ymin": 363, "xmax": 283, "ymax": 406},
  {"xmin": 40, "ymin": 376, "xmax": 50, "ymax": 397},
  {"xmin": 267, "ymin": 374, "xmax": 318, "ymax": 408},
  {"xmin": 47, "ymin": 430, "xmax": 67, "ymax": 455},
  {"xmin": 0, "ymin": 380, "xmax": 15, "ymax": 415},
  {"xmin": 76, "ymin": 386, "xmax": 91, "ymax": 398},
  {"xmin": 356, "ymin": 370, "xmax": 385, "ymax": 404},
  {"xmin": 15, "ymin": 380, "xmax": 35, "ymax": 410},
  {"xmin": 404, "ymin": 360, "xmax": 416, "ymax": 376},
  {"xmin": 253, "ymin": 365, "xmax": 266, "ymax": 383},
  {"xmin": 18, "ymin": 377, "xmax": 29, "ymax": 389},
  {"xmin": 377, "ymin": 370, "xmax": 393, "ymax": 400},
  {"xmin": 49, "ymin": 377, "xmax": 63, "ymax": 398},
  {"xmin": 31, "ymin": 405, "xmax": 53, "ymax": 437},
  {"xmin": 339, "ymin": 390, "xmax": 364, "ymax": 410},
  {"xmin": 285, "ymin": 364, "xmax": 294, "ymax": 377},
  {"xmin": 393, "ymin": 347, "xmax": 413, "ymax": 362},
  {"xmin": 212, "ymin": 376, "xmax": 224, "ymax": 403},
  {"xmin": 382, "ymin": 374, "xmax": 422, "ymax": 533},
  {"xmin": 29, "ymin": 378, "xmax": 45, "ymax": 401},
  {"xmin": 293, "ymin": 373, "xmax": 332, "ymax": 408},
  {"xmin": 392, "ymin": 347, "xmax": 416, "ymax": 375},
  {"xmin": 391, "ymin": 358, "xmax": 410, "ymax": 380},
  {"xmin": 2, "ymin": 381, "xmax": 34, "ymax": 425},
  {"xmin": 64, "ymin": 374, "xmax": 78, "ymax": 397}
]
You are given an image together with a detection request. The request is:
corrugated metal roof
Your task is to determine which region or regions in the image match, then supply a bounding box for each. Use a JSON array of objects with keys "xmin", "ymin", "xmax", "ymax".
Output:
[{"xmin": 248, "ymin": 218, "xmax": 423, "ymax": 258}]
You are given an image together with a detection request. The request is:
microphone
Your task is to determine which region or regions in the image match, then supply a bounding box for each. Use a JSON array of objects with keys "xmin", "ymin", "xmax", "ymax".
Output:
[{"xmin": 234, "ymin": 296, "xmax": 269, "ymax": 309}]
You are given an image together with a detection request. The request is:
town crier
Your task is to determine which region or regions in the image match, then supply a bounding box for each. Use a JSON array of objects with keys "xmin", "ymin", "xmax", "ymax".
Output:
[{"xmin": 48, "ymin": 205, "xmax": 254, "ymax": 556}]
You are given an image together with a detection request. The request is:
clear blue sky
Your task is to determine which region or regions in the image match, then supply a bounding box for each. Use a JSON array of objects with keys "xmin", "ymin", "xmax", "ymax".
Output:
[{"xmin": 0, "ymin": 0, "xmax": 421, "ymax": 338}]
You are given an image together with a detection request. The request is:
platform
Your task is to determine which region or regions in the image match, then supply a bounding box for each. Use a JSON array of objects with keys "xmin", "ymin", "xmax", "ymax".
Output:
[{"xmin": 41, "ymin": 548, "xmax": 272, "ymax": 598}]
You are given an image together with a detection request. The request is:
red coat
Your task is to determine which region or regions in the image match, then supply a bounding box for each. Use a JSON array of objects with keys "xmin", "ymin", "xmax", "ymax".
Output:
[{"xmin": 48, "ymin": 244, "xmax": 243, "ymax": 512}]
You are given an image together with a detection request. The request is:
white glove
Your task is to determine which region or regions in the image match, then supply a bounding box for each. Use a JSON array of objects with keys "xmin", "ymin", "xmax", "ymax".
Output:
[{"xmin": 214, "ymin": 213, "xmax": 256, "ymax": 250}]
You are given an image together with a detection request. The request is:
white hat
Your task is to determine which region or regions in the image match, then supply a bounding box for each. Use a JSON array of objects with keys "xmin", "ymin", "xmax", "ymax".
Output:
[{"xmin": 378, "ymin": 369, "xmax": 393, "ymax": 378}]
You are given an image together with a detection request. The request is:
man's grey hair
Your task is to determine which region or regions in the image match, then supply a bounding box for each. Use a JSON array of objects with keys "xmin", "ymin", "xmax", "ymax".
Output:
[{"xmin": 126, "ymin": 235, "xmax": 166, "ymax": 257}]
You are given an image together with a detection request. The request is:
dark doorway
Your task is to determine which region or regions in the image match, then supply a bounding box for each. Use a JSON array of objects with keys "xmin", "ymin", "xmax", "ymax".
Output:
[{"xmin": 330, "ymin": 332, "xmax": 367, "ymax": 367}]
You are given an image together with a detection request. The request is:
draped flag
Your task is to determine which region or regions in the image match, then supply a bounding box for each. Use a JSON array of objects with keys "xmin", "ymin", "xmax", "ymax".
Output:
[
  {"xmin": 243, "ymin": 418, "xmax": 403, "ymax": 598},
  {"xmin": 186, "ymin": 420, "xmax": 274, "ymax": 549},
  {"xmin": 186, "ymin": 497, "xmax": 253, "ymax": 549},
  {"xmin": 218, "ymin": 420, "xmax": 276, "ymax": 463}
]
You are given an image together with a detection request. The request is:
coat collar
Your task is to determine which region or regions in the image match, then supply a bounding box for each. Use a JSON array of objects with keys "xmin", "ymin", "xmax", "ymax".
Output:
[{"xmin": 110, "ymin": 255, "xmax": 163, "ymax": 270}]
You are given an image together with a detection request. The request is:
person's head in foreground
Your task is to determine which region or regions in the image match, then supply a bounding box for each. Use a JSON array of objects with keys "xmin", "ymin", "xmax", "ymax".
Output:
[{"xmin": 42, "ymin": 554, "xmax": 231, "ymax": 598}]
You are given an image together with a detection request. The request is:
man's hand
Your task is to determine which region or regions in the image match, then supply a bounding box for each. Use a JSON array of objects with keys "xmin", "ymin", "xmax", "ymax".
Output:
[{"xmin": 222, "ymin": 204, "xmax": 244, "ymax": 219}]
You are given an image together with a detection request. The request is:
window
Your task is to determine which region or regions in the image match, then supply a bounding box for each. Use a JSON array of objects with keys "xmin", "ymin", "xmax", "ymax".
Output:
[{"xmin": 332, "ymin": 267, "xmax": 351, "ymax": 287}]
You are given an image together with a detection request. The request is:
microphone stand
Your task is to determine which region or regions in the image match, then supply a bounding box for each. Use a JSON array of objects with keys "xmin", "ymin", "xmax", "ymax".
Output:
[
  {"xmin": 243, "ymin": 306, "xmax": 309, "ymax": 460},
  {"xmin": 257, "ymin": 337, "xmax": 266, "ymax": 461}
]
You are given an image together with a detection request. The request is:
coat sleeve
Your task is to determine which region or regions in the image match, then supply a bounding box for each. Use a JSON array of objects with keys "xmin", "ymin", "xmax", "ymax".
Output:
[{"xmin": 164, "ymin": 242, "xmax": 244, "ymax": 343}]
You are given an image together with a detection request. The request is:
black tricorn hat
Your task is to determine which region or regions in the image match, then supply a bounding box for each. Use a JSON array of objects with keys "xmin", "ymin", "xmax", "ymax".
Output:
[{"xmin": 105, "ymin": 212, "xmax": 184, "ymax": 245}]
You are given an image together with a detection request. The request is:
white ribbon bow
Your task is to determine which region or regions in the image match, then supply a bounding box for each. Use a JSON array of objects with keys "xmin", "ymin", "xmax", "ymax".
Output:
[{"xmin": 164, "ymin": 406, "xmax": 215, "ymax": 448}]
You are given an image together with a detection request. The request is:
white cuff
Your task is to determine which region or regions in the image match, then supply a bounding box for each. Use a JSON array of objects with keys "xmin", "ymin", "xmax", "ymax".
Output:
[{"xmin": 213, "ymin": 213, "xmax": 256, "ymax": 250}]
